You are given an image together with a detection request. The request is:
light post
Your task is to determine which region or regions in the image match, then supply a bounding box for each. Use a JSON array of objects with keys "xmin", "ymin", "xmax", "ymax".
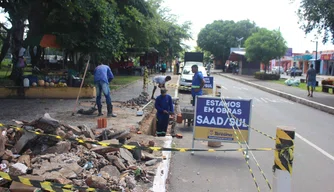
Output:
[{"xmin": 311, "ymin": 40, "xmax": 318, "ymax": 68}]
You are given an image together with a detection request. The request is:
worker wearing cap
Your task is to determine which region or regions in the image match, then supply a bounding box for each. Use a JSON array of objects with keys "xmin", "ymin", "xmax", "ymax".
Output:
[
  {"xmin": 191, "ymin": 65, "xmax": 205, "ymax": 106},
  {"xmin": 154, "ymin": 89, "xmax": 174, "ymax": 137},
  {"xmin": 151, "ymin": 75, "xmax": 172, "ymax": 99}
]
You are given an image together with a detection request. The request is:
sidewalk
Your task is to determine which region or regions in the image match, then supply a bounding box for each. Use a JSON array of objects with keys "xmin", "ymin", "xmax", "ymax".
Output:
[{"xmin": 219, "ymin": 73, "xmax": 334, "ymax": 115}]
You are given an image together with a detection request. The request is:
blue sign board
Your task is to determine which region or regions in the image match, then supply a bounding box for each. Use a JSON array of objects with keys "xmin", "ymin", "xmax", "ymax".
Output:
[
  {"xmin": 285, "ymin": 48, "xmax": 293, "ymax": 57},
  {"xmin": 203, "ymin": 77, "xmax": 213, "ymax": 89},
  {"xmin": 194, "ymin": 97, "xmax": 252, "ymax": 142}
]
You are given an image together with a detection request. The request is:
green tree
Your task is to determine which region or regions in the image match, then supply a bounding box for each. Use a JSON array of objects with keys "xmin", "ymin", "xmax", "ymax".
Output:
[
  {"xmin": 197, "ymin": 20, "xmax": 257, "ymax": 68},
  {"xmin": 245, "ymin": 28, "xmax": 287, "ymax": 73},
  {"xmin": 297, "ymin": 0, "xmax": 334, "ymax": 44}
]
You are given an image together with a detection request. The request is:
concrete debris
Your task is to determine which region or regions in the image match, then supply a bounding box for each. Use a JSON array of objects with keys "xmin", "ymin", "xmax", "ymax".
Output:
[
  {"xmin": 0, "ymin": 113, "xmax": 162, "ymax": 191},
  {"xmin": 9, "ymin": 163, "xmax": 28, "ymax": 176},
  {"xmin": 122, "ymin": 92, "xmax": 150, "ymax": 107}
]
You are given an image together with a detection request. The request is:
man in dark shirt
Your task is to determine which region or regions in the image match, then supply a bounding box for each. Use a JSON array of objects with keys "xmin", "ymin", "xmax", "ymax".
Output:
[
  {"xmin": 154, "ymin": 89, "xmax": 174, "ymax": 137},
  {"xmin": 306, "ymin": 64, "xmax": 317, "ymax": 97}
]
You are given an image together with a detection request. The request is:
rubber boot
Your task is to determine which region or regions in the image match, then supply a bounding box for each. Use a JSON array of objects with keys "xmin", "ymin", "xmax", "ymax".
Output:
[
  {"xmin": 97, "ymin": 105, "xmax": 103, "ymax": 116},
  {"xmin": 107, "ymin": 104, "xmax": 117, "ymax": 117}
]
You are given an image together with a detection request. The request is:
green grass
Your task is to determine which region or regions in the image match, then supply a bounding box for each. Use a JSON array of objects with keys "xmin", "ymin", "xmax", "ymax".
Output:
[
  {"xmin": 85, "ymin": 75, "xmax": 141, "ymax": 90},
  {"xmin": 272, "ymin": 79, "xmax": 321, "ymax": 92}
]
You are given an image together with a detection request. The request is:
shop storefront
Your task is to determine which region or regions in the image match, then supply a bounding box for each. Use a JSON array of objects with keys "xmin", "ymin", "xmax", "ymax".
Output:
[
  {"xmin": 320, "ymin": 53, "xmax": 334, "ymax": 75},
  {"xmin": 292, "ymin": 54, "xmax": 312, "ymax": 74}
]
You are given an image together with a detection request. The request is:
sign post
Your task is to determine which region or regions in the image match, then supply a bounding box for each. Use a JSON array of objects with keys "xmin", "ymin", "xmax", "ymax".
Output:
[{"xmin": 192, "ymin": 96, "xmax": 252, "ymax": 158}]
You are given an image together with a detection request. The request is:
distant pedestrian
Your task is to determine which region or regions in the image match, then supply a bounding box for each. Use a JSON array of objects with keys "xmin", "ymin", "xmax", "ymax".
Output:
[
  {"xmin": 161, "ymin": 62, "xmax": 167, "ymax": 75},
  {"xmin": 291, "ymin": 64, "xmax": 296, "ymax": 78},
  {"xmin": 151, "ymin": 75, "xmax": 172, "ymax": 99},
  {"xmin": 306, "ymin": 64, "xmax": 317, "ymax": 97},
  {"xmin": 155, "ymin": 89, "xmax": 174, "ymax": 137},
  {"xmin": 176, "ymin": 61, "xmax": 180, "ymax": 74}
]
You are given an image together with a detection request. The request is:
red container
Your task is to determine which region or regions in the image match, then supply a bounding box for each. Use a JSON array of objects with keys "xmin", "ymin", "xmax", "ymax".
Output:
[
  {"xmin": 97, "ymin": 118, "xmax": 107, "ymax": 128},
  {"xmin": 176, "ymin": 114, "xmax": 183, "ymax": 124}
]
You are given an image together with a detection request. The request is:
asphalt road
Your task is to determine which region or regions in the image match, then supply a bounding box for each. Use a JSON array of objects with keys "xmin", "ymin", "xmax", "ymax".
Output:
[{"xmin": 167, "ymin": 74, "xmax": 334, "ymax": 192}]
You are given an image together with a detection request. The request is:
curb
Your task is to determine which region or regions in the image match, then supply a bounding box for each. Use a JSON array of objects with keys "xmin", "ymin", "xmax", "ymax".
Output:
[
  {"xmin": 151, "ymin": 136, "xmax": 173, "ymax": 192},
  {"xmin": 219, "ymin": 74, "xmax": 334, "ymax": 115}
]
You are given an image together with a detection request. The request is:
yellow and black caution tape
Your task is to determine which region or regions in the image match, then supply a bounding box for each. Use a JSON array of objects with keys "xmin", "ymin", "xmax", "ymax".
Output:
[
  {"xmin": 221, "ymin": 97, "xmax": 276, "ymax": 140},
  {"xmin": 273, "ymin": 128, "xmax": 294, "ymax": 175},
  {"xmin": 1, "ymin": 124, "xmax": 274, "ymax": 153},
  {"xmin": 221, "ymin": 97, "xmax": 272, "ymax": 191},
  {"xmin": 220, "ymin": 100, "xmax": 261, "ymax": 192},
  {"xmin": 0, "ymin": 171, "xmax": 117, "ymax": 192}
]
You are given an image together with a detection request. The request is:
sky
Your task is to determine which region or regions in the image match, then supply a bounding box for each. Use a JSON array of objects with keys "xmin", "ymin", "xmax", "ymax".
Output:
[{"xmin": 162, "ymin": 0, "xmax": 334, "ymax": 54}]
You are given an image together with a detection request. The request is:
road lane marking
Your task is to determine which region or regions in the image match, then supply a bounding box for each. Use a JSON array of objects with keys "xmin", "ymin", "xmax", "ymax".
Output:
[
  {"xmin": 296, "ymin": 133, "xmax": 334, "ymax": 162},
  {"xmin": 221, "ymin": 85, "xmax": 228, "ymax": 90},
  {"xmin": 261, "ymin": 98, "xmax": 268, "ymax": 103},
  {"xmin": 265, "ymin": 98, "xmax": 277, "ymax": 103},
  {"xmin": 238, "ymin": 96, "xmax": 243, "ymax": 99}
]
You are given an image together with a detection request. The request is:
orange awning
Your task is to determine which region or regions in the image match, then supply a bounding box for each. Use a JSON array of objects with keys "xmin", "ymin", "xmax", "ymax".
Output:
[{"xmin": 40, "ymin": 34, "xmax": 61, "ymax": 48}]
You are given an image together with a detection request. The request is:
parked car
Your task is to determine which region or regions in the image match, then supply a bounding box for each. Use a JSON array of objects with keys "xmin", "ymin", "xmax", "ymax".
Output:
[
  {"xmin": 178, "ymin": 66, "xmax": 207, "ymax": 91},
  {"xmin": 286, "ymin": 67, "xmax": 303, "ymax": 76},
  {"xmin": 272, "ymin": 66, "xmax": 284, "ymax": 74}
]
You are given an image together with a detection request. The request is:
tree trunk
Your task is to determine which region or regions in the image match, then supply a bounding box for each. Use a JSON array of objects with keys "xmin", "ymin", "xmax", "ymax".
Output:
[
  {"xmin": 9, "ymin": 18, "xmax": 25, "ymax": 87},
  {"xmin": 29, "ymin": 46, "xmax": 42, "ymax": 68},
  {"xmin": 0, "ymin": 31, "xmax": 11, "ymax": 69}
]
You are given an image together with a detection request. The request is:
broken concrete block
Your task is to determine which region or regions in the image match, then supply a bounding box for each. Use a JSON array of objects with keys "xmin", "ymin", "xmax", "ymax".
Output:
[
  {"xmin": 9, "ymin": 175, "xmax": 43, "ymax": 192},
  {"xmin": 9, "ymin": 163, "xmax": 28, "ymax": 176},
  {"xmin": 0, "ymin": 135, "xmax": 6, "ymax": 157},
  {"xmin": 85, "ymin": 175, "xmax": 108, "ymax": 189},
  {"xmin": 100, "ymin": 165, "xmax": 120, "ymax": 178},
  {"xmin": 145, "ymin": 159, "xmax": 158, "ymax": 166},
  {"xmin": 2, "ymin": 150, "xmax": 14, "ymax": 161},
  {"xmin": 63, "ymin": 124, "xmax": 82, "ymax": 135},
  {"xmin": 58, "ymin": 168, "xmax": 77, "ymax": 179},
  {"xmin": 18, "ymin": 155, "xmax": 31, "ymax": 167},
  {"xmin": 128, "ymin": 141, "xmax": 142, "ymax": 160},
  {"xmin": 13, "ymin": 132, "xmax": 37, "ymax": 154},
  {"xmin": 125, "ymin": 175, "xmax": 137, "ymax": 189},
  {"xmin": 90, "ymin": 146, "xmax": 119, "ymax": 155},
  {"xmin": 141, "ymin": 151, "xmax": 155, "ymax": 161},
  {"xmin": 119, "ymin": 148, "xmax": 136, "ymax": 165},
  {"xmin": 107, "ymin": 155, "xmax": 126, "ymax": 172},
  {"xmin": 78, "ymin": 125, "xmax": 95, "ymax": 139},
  {"xmin": 42, "ymin": 141, "xmax": 71, "ymax": 154}
]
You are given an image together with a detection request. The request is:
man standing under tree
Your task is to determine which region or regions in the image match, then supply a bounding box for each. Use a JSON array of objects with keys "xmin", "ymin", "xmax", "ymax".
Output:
[
  {"xmin": 94, "ymin": 60, "xmax": 117, "ymax": 117},
  {"xmin": 191, "ymin": 65, "xmax": 205, "ymax": 106},
  {"xmin": 154, "ymin": 89, "xmax": 174, "ymax": 137},
  {"xmin": 306, "ymin": 64, "xmax": 317, "ymax": 97},
  {"xmin": 151, "ymin": 75, "xmax": 172, "ymax": 99}
]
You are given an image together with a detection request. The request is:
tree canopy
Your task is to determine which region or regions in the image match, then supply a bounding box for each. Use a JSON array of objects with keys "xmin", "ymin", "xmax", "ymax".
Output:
[
  {"xmin": 197, "ymin": 20, "xmax": 257, "ymax": 62},
  {"xmin": 245, "ymin": 28, "xmax": 288, "ymax": 71},
  {"xmin": 297, "ymin": 0, "xmax": 334, "ymax": 44},
  {"xmin": 0, "ymin": 0, "xmax": 191, "ymax": 83}
]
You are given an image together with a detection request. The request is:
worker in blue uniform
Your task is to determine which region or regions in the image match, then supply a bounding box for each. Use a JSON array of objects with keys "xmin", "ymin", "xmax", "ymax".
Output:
[
  {"xmin": 191, "ymin": 65, "xmax": 205, "ymax": 106},
  {"xmin": 154, "ymin": 89, "xmax": 174, "ymax": 137},
  {"xmin": 94, "ymin": 61, "xmax": 117, "ymax": 117}
]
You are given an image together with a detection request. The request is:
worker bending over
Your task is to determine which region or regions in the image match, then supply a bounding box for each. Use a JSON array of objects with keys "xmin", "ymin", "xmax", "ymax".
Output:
[{"xmin": 151, "ymin": 75, "xmax": 171, "ymax": 99}]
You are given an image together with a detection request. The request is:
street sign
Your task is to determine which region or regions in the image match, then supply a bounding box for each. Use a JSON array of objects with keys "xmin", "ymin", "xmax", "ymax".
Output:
[
  {"xmin": 193, "ymin": 97, "xmax": 252, "ymax": 145},
  {"xmin": 203, "ymin": 76, "xmax": 214, "ymax": 96}
]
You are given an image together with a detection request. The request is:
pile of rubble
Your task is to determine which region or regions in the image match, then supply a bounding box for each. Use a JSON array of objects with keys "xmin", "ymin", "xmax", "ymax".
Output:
[
  {"xmin": 0, "ymin": 113, "xmax": 161, "ymax": 192},
  {"xmin": 122, "ymin": 92, "xmax": 150, "ymax": 108}
]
